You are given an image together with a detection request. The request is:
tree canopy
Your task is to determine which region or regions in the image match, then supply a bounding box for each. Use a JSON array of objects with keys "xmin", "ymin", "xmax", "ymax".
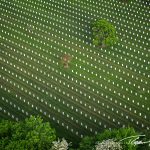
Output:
[
  {"xmin": 0, "ymin": 116, "xmax": 56, "ymax": 150},
  {"xmin": 0, "ymin": 117, "xmax": 149, "ymax": 150},
  {"xmin": 92, "ymin": 19, "xmax": 118, "ymax": 47}
]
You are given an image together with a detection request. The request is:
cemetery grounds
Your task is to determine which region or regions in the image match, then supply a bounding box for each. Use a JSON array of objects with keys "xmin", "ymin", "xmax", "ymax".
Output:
[{"xmin": 0, "ymin": 0, "xmax": 149, "ymax": 144}]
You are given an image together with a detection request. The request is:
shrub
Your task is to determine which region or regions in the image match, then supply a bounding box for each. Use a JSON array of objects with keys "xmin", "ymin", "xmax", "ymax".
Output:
[
  {"xmin": 95, "ymin": 139, "xmax": 122, "ymax": 150},
  {"xmin": 79, "ymin": 136, "xmax": 95, "ymax": 150},
  {"xmin": 51, "ymin": 138, "xmax": 70, "ymax": 150}
]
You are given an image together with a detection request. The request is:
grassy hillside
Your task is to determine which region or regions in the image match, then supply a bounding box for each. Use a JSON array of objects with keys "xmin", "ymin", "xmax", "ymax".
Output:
[{"xmin": 0, "ymin": 0, "xmax": 149, "ymax": 145}]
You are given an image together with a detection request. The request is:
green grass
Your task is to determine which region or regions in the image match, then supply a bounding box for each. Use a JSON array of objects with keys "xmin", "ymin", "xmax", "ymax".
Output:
[{"xmin": 0, "ymin": 0, "xmax": 149, "ymax": 146}]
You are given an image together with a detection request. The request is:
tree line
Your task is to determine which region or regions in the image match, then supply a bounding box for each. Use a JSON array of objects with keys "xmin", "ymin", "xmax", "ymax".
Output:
[{"xmin": 0, "ymin": 116, "xmax": 149, "ymax": 150}]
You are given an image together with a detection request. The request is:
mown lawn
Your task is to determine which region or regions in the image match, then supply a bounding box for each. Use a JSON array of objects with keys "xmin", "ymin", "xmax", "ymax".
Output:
[{"xmin": 0, "ymin": 0, "xmax": 149, "ymax": 145}]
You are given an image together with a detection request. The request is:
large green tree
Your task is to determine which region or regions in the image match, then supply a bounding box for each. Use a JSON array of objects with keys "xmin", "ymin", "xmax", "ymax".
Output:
[
  {"xmin": 92, "ymin": 19, "xmax": 118, "ymax": 47},
  {"xmin": 0, "ymin": 116, "xmax": 56, "ymax": 150}
]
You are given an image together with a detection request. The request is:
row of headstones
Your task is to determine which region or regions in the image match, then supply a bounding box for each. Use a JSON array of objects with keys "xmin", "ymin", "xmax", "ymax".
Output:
[
  {"xmin": 45, "ymin": 31, "xmax": 149, "ymax": 103},
  {"xmin": 89, "ymin": 0, "xmax": 148, "ymax": 21},
  {"xmin": 0, "ymin": 12, "xmax": 148, "ymax": 126},
  {"xmin": 0, "ymin": 77, "xmax": 97, "ymax": 137},
  {"xmin": 47, "ymin": 0, "xmax": 149, "ymax": 61},
  {"xmin": 0, "ymin": 14, "xmax": 149, "ymax": 135},
  {"xmin": 53, "ymin": 0, "xmax": 148, "ymax": 31},
  {"xmin": 73, "ymin": 58, "xmax": 148, "ymax": 94},
  {"xmin": 0, "ymin": 106, "xmax": 19, "ymax": 121},
  {"xmin": 9, "ymin": 0, "xmax": 149, "ymax": 52},
  {"xmin": 23, "ymin": 1, "xmax": 149, "ymax": 93},
  {"xmin": 1, "ymin": 95, "xmax": 149, "ymax": 133},
  {"xmin": 0, "ymin": 6, "xmax": 87, "ymax": 47},
  {"xmin": 0, "ymin": 56, "xmax": 149, "ymax": 131},
  {"xmin": 1, "ymin": 24, "xmax": 148, "ymax": 129},
  {"xmin": 2, "ymin": 58, "xmax": 105, "ymax": 127},
  {"xmin": 7, "ymin": 47, "xmax": 140, "ymax": 130},
  {"xmin": 1, "ymin": 0, "xmax": 149, "ymax": 127},
  {"xmin": 0, "ymin": 76, "xmax": 87, "ymax": 137},
  {"xmin": 0, "ymin": 0, "xmax": 148, "ymax": 69},
  {"xmin": 16, "ymin": 0, "xmax": 149, "ymax": 111},
  {"xmin": 1, "ymin": 43, "xmax": 142, "ymax": 128},
  {"xmin": 1, "ymin": 65, "xmax": 102, "ymax": 135},
  {"xmin": 0, "ymin": 23, "xmax": 124, "ymax": 109},
  {"xmin": 10, "ymin": 0, "xmax": 91, "ymax": 36},
  {"xmin": 85, "ymin": 0, "xmax": 149, "ymax": 61},
  {"xmin": 0, "ymin": 85, "xmax": 19, "ymax": 121},
  {"xmin": 1, "ymin": 0, "xmax": 148, "ymax": 120},
  {"xmin": 20, "ymin": 0, "xmax": 149, "ymax": 77},
  {"xmin": 41, "ymin": 2, "xmax": 150, "ymax": 86},
  {"xmin": 1, "ymin": 96, "xmax": 29, "ymax": 116}
]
